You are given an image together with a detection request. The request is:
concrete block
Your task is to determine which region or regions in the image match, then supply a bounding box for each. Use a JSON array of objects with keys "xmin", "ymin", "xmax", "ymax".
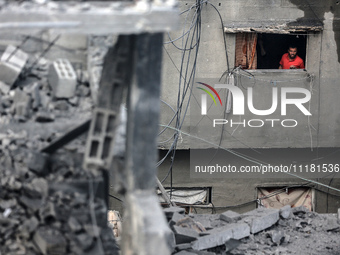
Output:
[
  {"xmin": 48, "ymin": 59, "xmax": 77, "ymax": 98},
  {"xmin": 279, "ymin": 205, "xmax": 292, "ymax": 219},
  {"xmin": 207, "ymin": 223, "xmax": 250, "ymax": 240},
  {"xmin": 13, "ymin": 89, "xmax": 31, "ymax": 119},
  {"xmin": 0, "ymin": 45, "xmax": 28, "ymax": 86},
  {"xmin": 242, "ymin": 208, "xmax": 279, "ymax": 234},
  {"xmin": 191, "ymin": 227, "xmax": 233, "ymax": 251},
  {"xmin": 84, "ymin": 108, "xmax": 117, "ymax": 170},
  {"xmin": 230, "ymin": 223, "xmax": 251, "ymax": 240},
  {"xmin": 173, "ymin": 225, "xmax": 199, "ymax": 244},
  {"xmin": 220, "ymin": 210, "xmax": 241, "ymax": 223},
  {"xmin": 170, "ymin": 212, "xmax": 185, "ymax": 228}
]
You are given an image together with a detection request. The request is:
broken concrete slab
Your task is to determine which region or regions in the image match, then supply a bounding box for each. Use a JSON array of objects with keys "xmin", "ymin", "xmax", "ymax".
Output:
[
  {"xmin": 279, "ymin": 205, "xmax": 292, "ymax": 219},
  {"xmin": 225, "ymin": 238, "xmax": 242, "ymax": 252},
  {"xmin": 242, "ymin": 208, "xmax": 279, "ymax": 234},
  {"xmin": 170, "ymin": 212, "xmax": 186, "ymax": 228},
  {"xmin": 207, "ymin": 222, "xmax": 250, "ymax": 240},
  {"xmin": 176, "ymin": 217, "xmax": 206, "ymax": 233},
  {"xmin": 220, "ymin": 210, "xmax": 241, "ymax": 223},
  {"xmin": 0, "ymin": 45, "xmax": 28, "ymax": 86},
  {"xmin": 192, "ymin": 214, "xmax": 221, "ymax": 229},
  {"xmin": 173, "ymin": 225, "xmax": 199, "ymax": 244},
  {"xmin": 191, "ymin": 226, "xmax": 233, "ymax": 251}
]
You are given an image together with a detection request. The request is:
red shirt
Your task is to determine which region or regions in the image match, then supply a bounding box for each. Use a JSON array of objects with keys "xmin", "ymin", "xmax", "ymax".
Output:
[{"xmin": 279, "ymin": 53, "xmax": 305, "ymax": 69}]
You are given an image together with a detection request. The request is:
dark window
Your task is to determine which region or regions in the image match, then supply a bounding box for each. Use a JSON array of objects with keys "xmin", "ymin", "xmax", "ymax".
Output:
[
  {"xmin": 257, "ymin": 33, "xmax": 307, "ymax": 69},
  {"xmin": 234, "ymin": 32, "xmax": 307, "ymax": 70}
]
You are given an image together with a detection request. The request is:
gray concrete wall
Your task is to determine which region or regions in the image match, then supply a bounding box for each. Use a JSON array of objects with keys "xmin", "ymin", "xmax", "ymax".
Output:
[
  {"xmin": 155, "ymin": 0, "xmax": 340, "ymax": 215},
  {"xmin": 156, "ymin": 149, "xmax": 340, "ymax": 214},
  {"xmin": 159, "ymin": 0, "xmax": 340, "ymax": 149}
]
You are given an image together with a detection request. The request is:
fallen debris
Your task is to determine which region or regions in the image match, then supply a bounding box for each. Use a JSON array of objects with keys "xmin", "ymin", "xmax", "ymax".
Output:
[
  {"xmin": 0, "ymin": 45, "xmax": 28, "ymax": 86},
  {"xmin": 165, "ymin": 207, "xmax": 340, "ymax": 255}
]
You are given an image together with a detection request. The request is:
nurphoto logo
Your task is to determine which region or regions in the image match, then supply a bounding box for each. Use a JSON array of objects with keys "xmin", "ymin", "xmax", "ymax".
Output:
[{"xmin": 197, "ymin": 81, "xmax": 311, "ymax": 128}]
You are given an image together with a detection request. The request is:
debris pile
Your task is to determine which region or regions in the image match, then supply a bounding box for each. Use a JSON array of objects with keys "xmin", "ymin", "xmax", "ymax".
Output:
[
  {"xmin": 0, "ymin": 45, "xmax": 93, "ymax": 124},
  {"xmin": 0, "ymin": 147, "xmax": 119, "ymax": 255},
  {"xmin": 166, "ymin": 206, "xmax": 340, "ymax": 255},
  {"xmin": 0, "ymin": 44, "xmax": 118, "ymax": 255}
]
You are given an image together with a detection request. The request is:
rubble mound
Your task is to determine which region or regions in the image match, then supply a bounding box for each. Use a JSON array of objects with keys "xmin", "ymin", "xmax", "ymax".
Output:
[{"xmin": 167, "ymin": 206, "xmax": 340, "ymax": 255}]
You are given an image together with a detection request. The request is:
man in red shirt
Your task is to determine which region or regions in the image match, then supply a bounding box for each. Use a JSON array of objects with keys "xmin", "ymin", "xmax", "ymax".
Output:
[{"xmin": 279, "ymin": 45, "xmax": 305, "ymax": 69}]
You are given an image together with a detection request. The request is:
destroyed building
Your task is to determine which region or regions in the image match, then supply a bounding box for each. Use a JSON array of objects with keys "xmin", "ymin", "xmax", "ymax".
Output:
[
  {"xmin": 151, "ymin": 0, "xmax": 340, "ymax": 215},
  {"xmin": 0, "ymin": 0, "xmax": 339, "ymax": 255}
]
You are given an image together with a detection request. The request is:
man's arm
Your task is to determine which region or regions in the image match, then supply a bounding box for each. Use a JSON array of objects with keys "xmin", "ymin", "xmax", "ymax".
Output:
[{"xmin": 279, "ymin": 64, "xmax": 283, "ymax": 69}]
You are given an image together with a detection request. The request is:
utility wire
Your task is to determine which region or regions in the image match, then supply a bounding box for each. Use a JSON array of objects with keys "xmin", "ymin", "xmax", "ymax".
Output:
[{"xmin": 159, "ymin": 124, "xmax": 340, "ymax": 194}]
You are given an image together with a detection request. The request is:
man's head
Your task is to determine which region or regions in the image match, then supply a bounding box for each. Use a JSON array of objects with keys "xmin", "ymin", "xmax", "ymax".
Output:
[{"xmin": 288, "ymin": 45, "xmax": 298, "ymax": 59}]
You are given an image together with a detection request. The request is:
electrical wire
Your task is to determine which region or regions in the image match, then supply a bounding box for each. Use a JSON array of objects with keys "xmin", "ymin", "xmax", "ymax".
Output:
[
  {"xmin": 159, "ymin": 124, "xmax": 340, "ymax": 194},
  {"xmin": 109, "ymin": 194, "xmax": 124, "ymax": 203},
  {"xmin": 158, "ymin": 0, "xmax": 340, "ymax": 202},
  {"xmin": 25, "ymin": 34, "xmax": 61, "ymax": 75},
  {"xmin": 160, "ymin": 0, "xmax": 203, "ymax": 189}
]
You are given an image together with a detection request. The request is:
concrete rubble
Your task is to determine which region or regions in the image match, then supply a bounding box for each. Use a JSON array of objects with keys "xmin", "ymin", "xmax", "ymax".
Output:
[
  {"xmin": 0, "ymin": 44, "xmax": 93, "ymax": 126},
  {"xmin": 0, "ymin": 44, "xmax": 118, "ymax": 255},
  {"xmin": 166, "ymin": 207, "xmax": 340, "ymax": 255},
  {"xmin": 0, "ymin": 40, "xmax": 339, "ymax": 255}
]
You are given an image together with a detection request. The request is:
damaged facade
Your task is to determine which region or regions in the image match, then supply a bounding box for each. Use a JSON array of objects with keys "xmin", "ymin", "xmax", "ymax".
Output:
[
  {"xmin": 0, "ymin": 0, "xmax": 339, "ymax": 255},
  {"xmin": 154, "ymin": 0, "xmax": 340, "ymax": 216}
]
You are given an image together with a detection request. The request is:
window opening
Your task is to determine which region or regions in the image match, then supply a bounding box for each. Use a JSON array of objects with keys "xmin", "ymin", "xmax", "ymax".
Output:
[
  {"xmin": 235, "ymin": 33, "xmax": 307, "ymax": 70},
  {"xmin": 257, "ymin": 186, "xmax": 314, "ymax": 211}
]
